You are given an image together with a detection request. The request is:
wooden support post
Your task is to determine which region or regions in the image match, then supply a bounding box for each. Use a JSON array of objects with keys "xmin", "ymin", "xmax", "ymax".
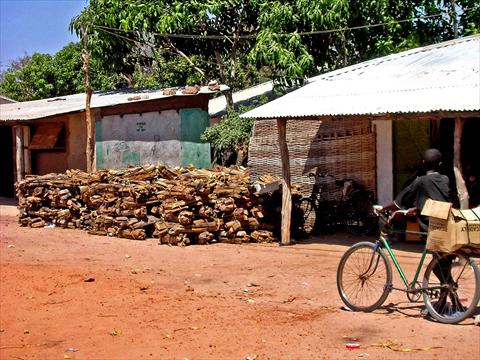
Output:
[
  {"xmin": 453, "ymin": 118, "xmax": 469, "ymax": 208},
  {"xmin": 14, "ymin": 126, "xmax": 24, "ymax": 182},
  {"xmin": 23, "ymin": 126, "xmax": 31, "ymax": 175},
  {"xmin": 85, "ymin": 86, "xmax": 94, "ymax": 173},
  {"xmin": 82, "ymin": 25, "xmax": 95, "ymax": 173},
  {"xmin": 277, "ymin": 118, "xmax": 292, "ymax": 245}
]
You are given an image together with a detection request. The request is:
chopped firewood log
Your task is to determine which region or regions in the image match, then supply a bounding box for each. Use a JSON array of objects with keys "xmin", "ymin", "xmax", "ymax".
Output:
[
  {"xmin": 198, "ymin": 231, "xmax": 214, "ymax": 244},
  {"xmin": 118, "ymin": 228, "xmax": 146, "ymax": 240},
  {"xmin": 178, "ymin": 210, "xmax": 193, "ymax": 225}
]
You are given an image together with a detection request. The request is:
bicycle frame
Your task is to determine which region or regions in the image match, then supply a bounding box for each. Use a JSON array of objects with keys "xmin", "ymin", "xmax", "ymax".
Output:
[{"xmin": 376, "ymin": 230, "xmax": 429, "ymax": 291}]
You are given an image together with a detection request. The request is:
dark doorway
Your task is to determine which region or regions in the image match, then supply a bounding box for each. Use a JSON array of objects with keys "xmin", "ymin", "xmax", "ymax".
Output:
[
  {"xmin": 436, "ymin": 118, "xmax": 480, "ymax": 208},
  {"xmin": 0, "ymin": 126, "xmax": 15, "ymax": 197},
  {"xmin": 393, "ymin": 120, "xmax": 431, "ymax": 194},
  {"xmin": 462, "ymin": 119, "xmax": 480, "ymax": 207}
]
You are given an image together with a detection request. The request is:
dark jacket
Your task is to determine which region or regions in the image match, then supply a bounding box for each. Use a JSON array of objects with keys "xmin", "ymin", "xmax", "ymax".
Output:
[{"xmin": 395, "ymin": 171, "xmax": 450, "ymax": 231}]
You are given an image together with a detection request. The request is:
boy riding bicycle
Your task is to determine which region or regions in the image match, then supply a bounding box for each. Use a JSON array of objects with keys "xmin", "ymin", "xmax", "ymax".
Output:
[{"xmin": 383, "ymin": 148, "xmax": 456, "ymax": 315}]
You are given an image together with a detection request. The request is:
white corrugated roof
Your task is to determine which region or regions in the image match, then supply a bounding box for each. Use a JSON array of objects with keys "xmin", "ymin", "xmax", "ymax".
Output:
[
  {"xmin": 208, "ymin": 81, "xmax": 274, "ymax": 116},
  {"xmin": 0, "ymin": 85, "xmax": 229, "ymax": 121},
  {"xmin": 241, "ymin": 35, "xmax": 480, "ymax": 119}
]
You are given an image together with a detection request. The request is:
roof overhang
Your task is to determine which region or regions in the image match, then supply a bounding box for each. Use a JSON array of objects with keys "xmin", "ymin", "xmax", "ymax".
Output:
[
  {"xmin": 0, "ymin": 85, "xmax": 229, "ymax": 122},
  {"xmin": 241, "ymin": 35, "xmax": 480, "ymax": 120}
]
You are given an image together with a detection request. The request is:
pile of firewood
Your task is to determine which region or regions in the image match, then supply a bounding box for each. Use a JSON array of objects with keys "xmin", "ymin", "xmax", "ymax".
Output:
[{"xmin": 16, "ymin": 164, "xmax": 279, "ymax": 245}]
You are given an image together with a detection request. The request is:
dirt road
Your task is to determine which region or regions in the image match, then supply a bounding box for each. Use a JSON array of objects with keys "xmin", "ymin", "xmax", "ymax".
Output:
[{"xmin": 1, "ymin": 207, "xmax": 479, "ymax": 359}]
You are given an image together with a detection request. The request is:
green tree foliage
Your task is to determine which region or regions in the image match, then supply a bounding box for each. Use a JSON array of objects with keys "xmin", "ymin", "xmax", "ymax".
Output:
[
  {"xmin": 70, "ymin": 0, "xmax": 274, "ymax": 105},
  {"xmin": 201, "ymin": 93, "xmax": 279, "ymax": 165},
  {"xmin": 0, "ymin": 43, "xmax": 116, "ymax": 101},
  {"xmin": 71, "ymin": 1, "xmax": 479, "ymax": 96},
  {"xmin": 1, "ymin": 53, "xmax": 56, "ymax": 101},
  {"xmin": 201, "ymin": 108, "xmax": 255, "ymax": 165}
]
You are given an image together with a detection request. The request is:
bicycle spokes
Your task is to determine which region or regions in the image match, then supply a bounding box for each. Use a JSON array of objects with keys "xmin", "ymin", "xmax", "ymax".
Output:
[
  {"xmin": 337, "ymin": 242, "xmax": 392, "ymax": 311},
  {"xmin": 423, "ymin": 253, "xmax": 480, "ymax": 323}
]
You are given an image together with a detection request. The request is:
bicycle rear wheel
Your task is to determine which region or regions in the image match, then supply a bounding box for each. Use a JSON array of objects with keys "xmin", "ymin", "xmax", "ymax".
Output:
[
  {"xmin": 292, "ymin": 198, "xmax": 314, "ymax": 236},
  {"xmin": 337, "ymin": 242, "xmax": 392, "ymax": 312},
  {"xmin": 343, "ymin": 195, "xmax": 378, "ymax": 236},
  {"xmin": 422, "ymin": 252, "xmax": 480, "ymax": 324}
]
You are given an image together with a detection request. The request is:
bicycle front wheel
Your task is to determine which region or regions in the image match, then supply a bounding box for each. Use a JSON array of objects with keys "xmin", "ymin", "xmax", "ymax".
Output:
[
  {"xmin": 337, "ymin": 242, "xmax": 392, "ymax": 312},
  {"xmin": 422, "ymin": 252, "xmax": 480, "ymax": 324}
]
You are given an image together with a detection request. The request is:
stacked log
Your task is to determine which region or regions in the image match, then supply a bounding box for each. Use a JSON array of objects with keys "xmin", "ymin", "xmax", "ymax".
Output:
[{"xmin": 16, "ymin": 165, "xmax": 278, "ymax": 245}]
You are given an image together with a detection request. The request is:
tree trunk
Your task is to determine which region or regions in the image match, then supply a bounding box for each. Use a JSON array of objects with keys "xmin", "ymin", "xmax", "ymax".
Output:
[
  {"xmin": 453, "ymin": 118, "xmax": 469, "ymax": 208},
  {"xmin": 277, "ymin": 118, "xmax": 292, "ymax": 245},
  {"xmin": 450, "ymin": 0, "xmax": 459, "ymax": 38},
  {"xmin": 224, "ymin": 90, "xmax": 234, "ymax": 109},
  {"xmin": 214, "ymin": 50, "xmax": 234, "ymax": 109},
  {"xmin": 23, "ymin": 126, "xmax": 31, "ymax": 176},
  {"xmin": 235, "ymin": 149, "xmax": 246, "ymax": 166}
]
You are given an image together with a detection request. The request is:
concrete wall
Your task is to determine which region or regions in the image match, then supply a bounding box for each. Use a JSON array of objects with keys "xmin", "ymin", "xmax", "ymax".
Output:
[
  {"xmin": 66, "ymin": 112, "xmax": 88, "ymax": 170},
  {"xmin": 373, "ymin": 120, "xmax": 393, "ymax": 205},
  {"xmin": 35, "ymin": 152, "xmax": 68, "ymax": 175},
  {"xmin": 97, "ymin": 110, "xmax": 181, "ymax": 169},
  {"xmin": 97, "ymin": 108, "xmax": 211, "ymax": 169}
]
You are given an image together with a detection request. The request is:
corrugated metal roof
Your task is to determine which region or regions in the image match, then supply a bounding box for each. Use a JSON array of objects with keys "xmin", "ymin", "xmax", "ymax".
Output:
[
  {"xmin": 241, "ymin": 35, "xmax": 480, "ymax": 119},
  {"xmin": 0, "ymin": 85, "xmax": 229, "ymax": 121},
  {"xmin": 208, "ymin": 81, "xmax": 274, "ymax": 116}
]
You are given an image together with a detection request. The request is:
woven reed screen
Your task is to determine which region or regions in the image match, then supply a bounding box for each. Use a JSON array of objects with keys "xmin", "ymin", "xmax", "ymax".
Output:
[{"xmin": 248, "ymin": 118, "xmax": 376, "ymax": 201}]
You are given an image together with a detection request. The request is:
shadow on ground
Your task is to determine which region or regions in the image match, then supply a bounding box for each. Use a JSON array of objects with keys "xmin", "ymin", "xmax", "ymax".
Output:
[
  {"xmin": 297, "ymin": 230, "xmax": 426, "ymax": 254},
  {"xmin": 0, "ymin": 197, "xmax": 17, "ymax": 206}
]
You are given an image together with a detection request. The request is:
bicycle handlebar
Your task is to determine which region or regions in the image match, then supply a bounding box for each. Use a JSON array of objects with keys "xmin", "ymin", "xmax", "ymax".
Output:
[{"xmin": 372, "ymin": 205, "xmax": 415, "ymax": 225}]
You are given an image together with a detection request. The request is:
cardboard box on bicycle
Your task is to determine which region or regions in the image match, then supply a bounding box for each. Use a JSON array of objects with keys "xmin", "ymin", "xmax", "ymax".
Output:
[{"xmin": 421, "ymin": 199, "xmax": 480, "ymax": 253}]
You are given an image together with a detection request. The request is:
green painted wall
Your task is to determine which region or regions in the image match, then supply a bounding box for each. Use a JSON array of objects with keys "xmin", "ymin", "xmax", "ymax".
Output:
[
  {"xmin": 95, "ymin": 119, "xmax": 103, "ymax": 169},
  {"xmin": 180, "ymin": 108, "xmax": 211, "ymax": 168},
  {"xmin": 393, "ymin": 120, "xmax": 431, "ymax": 194}
]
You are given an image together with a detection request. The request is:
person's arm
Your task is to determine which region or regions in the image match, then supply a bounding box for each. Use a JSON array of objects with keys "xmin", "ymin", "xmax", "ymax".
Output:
[{"xmin": 394, "ymin": 177, "xmax": 419, "ymax": 209}]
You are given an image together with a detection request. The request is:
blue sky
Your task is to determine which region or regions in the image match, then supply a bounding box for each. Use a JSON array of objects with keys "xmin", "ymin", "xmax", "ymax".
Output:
[{"xmin": 0, "ymin": 0, "xmax": 87, "ymax": 70}]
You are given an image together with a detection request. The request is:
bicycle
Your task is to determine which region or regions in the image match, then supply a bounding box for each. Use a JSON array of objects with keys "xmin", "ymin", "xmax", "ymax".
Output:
[
  {"xmin": 336, "ymin": 206, "xmax": 480, "ymax": 324},
  {"xmin": 292, "ymin": 172, "xmax": 377, "ymax": 237}
]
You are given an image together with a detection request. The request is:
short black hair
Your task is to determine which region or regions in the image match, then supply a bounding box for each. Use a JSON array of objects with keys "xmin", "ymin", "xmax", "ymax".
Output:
[{"xmin": 423, "ymin": 148, "xmax": 442, "ymax": 171}]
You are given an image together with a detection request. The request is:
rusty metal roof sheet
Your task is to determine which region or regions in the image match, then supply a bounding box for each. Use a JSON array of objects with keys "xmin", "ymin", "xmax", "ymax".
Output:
[
  {"xmin": 0, "ymin": 85, "xmax": 229, "ymax": 122},
  {"xmin": 241, "ymin": 35, "xmax": 480, "ymax": 119}
]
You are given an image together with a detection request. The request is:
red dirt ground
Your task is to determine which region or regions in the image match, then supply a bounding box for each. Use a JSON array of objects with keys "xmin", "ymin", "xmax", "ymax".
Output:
[{"xmin": 1, "ymin": 204, "xmax": 479, "ymax": 359}]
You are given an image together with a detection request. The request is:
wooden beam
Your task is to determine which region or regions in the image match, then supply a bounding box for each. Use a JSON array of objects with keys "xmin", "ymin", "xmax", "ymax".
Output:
[
  {"xmin": 14, "ymin": 125, "xmax": 24, "ymax": 182},
  {"xmin": 453, "ymin": 118, "xmax": 469, "ymax": 208},
  {"xmin": 82, "ymin": 25, "xmax": 95, "ymax": 173},
  {"xmin": 85, "ymin": 87, "xmax": 94, "ymax": 173},
  {"xmin": 277, "ymin": 118, "xmax": 292, "ymax": 245},
  {"xmin": 22, "ymin": 126, "xmax": 31, "ymax": 175}
]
